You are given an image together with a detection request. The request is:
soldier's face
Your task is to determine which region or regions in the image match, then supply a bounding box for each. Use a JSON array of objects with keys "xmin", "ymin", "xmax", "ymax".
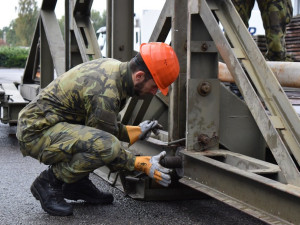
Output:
[
  {"xmin": 133, "ymin": 71, "xmax": 158, "ymax": 97},
  {"xmin": 134, "ymin": 78, "xmax": 158, "ymax": 97}
]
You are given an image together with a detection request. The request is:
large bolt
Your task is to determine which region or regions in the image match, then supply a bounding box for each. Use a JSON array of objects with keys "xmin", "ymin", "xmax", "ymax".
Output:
[
  {"xmin": 119, "ymin": 45, "xmax": 124, "ymax": 51},
  {"xmin": 197, "ymin": 82, "xmax": 211, "ymax": 96},
  {"xmin": 201, "ymin": 43, "xmax": 208, "ymax": 52}
]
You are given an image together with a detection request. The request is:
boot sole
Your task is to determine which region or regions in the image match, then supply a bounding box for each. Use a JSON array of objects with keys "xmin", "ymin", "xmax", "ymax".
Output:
[
  {"xmin": 64, "ymin": 192, "xmax": 113, "ymax": 204},
  {"xmin": 31, "ymin": 184, "xmax": 73, "ymax": 216}
]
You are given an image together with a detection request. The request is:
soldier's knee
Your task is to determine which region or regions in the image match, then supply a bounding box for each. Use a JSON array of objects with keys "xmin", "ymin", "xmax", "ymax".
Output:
[
  {"xmin": 109, "ymin": 136, "xmax": 121, "ymax": 160},
  {"xmin": 94, "ymin": 135, "xmax": 121, "ymax": 164}
]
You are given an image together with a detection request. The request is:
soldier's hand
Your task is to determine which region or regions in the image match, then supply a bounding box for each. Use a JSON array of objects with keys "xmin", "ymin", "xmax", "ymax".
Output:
[
  {"xmin": 126, "ymin": 120, "xmax": 162, "ymax": 145},
  {"xmin": 138, "ymin": 120, "xmax": 160, "ymax": 140},
  {"xmin": 134, "ymin": 151, "xmax": 171, "ymax": 187}
]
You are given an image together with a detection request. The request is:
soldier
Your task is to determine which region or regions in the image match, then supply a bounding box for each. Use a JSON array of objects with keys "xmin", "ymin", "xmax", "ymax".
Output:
[
  {"xmin": 16, "ymin": 42, "xmax": 179, "ymax": 216},
  {"xmin": 232, "ymin": 0, "xmax": 293, "ymax": 61}
]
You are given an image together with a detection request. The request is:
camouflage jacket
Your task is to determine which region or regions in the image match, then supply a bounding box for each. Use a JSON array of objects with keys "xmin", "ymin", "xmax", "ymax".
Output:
[{"xmin": 17, "ymin": 58, "xmax": 134, "ymax": 143}]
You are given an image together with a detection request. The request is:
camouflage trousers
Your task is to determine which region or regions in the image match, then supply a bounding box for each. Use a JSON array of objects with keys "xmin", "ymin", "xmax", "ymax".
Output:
[
  {"xmin": 232, "ymin": 0, "xmax": 293, "ymax": 61},
  {"xmin": 19, "ymin": 122, "xmax": 135, "ymax": 183}
]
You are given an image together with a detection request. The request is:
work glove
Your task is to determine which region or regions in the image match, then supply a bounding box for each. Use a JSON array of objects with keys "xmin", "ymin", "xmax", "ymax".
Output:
[
  {"xmin": 138, "ymin": 120, "xmax": 161, "ymax": 140},
  {"xmin": 134, "ymin": 151, "xmax": 171, "ymax": 187},
  {"xmin": 126, "ymin": 120, "xmax": 162, "ymax": 145}
]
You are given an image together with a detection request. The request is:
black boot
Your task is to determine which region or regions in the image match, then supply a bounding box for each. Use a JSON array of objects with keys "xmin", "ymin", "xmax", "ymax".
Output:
[
  {"xmin": 30, "ymin": 168, "xmax": 73, "ymax": 216},
  {"xmin": 63, "ymin": 176, "xmax": 114, "ymax": 204}
]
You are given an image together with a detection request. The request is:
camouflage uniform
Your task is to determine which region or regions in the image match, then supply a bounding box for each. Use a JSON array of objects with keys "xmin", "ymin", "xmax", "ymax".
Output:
[
  {"xmin": 17, "ymin": 58, "xmax": 136, "ymax": 183},
  {"xmin": 232, "ymin": 0, "xmax": 293, "ymax": 61}
]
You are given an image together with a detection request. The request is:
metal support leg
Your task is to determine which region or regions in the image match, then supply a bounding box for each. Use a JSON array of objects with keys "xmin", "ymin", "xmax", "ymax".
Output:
[
  {"xmin": 169, "ymin": 0, "xmax": 188, "ymax": 143},
  {"xmin": 112, "ymin": 0, "xmax": 134, "ymax": 61},
  {"xmin": 186, "ymin": 6, "xmax": 219, "ymax": 151}
]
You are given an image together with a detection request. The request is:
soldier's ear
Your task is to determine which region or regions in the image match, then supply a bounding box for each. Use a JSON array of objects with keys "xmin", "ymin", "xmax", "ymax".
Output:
[{"xmin": 134, "ymin": 71, "xmax": 145, "ymax": 82}]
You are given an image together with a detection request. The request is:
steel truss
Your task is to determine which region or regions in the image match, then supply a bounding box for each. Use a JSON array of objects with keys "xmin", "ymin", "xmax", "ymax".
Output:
[
  {"xmin": 10, "ymin": 0, "xmax": 300, "ymax": 224},
  {"xmin": 182, "ymin": 0, "xmax": 300, "ymax": 224}
]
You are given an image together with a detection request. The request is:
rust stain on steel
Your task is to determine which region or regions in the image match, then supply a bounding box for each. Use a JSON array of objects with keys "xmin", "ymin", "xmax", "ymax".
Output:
[{"xmin": 197, "ymin": 132, "xmax": 219, "ymax": 151}]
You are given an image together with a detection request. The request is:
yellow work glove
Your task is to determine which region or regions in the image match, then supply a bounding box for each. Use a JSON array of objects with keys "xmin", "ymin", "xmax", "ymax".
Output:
[
  {"xmin": 126, "ymin": 120, "xmax": 162, "ymax": 145},
  {"xmin": 134, "ymin": 151, "xmax": 171, "ymax": 187}
]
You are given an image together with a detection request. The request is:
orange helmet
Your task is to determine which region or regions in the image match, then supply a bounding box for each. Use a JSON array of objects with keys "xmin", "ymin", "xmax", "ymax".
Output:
[{"xmin": 140, "ymin": 42, "xmax": 180, "ymax": 96}]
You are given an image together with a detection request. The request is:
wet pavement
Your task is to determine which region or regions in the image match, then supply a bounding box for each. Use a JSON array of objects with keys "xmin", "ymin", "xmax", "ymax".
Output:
[
  {"xmin": 0, "ymin": 69, "xmax": 267, "ymax": 224},
  {"xmin": 0, "ymin": 124, "xmax": 267, "ymax": 225}
]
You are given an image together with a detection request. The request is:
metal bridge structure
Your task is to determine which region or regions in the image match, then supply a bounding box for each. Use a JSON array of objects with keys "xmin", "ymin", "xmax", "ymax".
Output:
[{"xmin": 1, "ymin": 0, "xmax": 300, "ymax": 224}]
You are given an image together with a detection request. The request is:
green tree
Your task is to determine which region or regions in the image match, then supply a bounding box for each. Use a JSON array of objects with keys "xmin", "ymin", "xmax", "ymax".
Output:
[
  {"xmin": 91, "ymin": 10, "xmax": 106, "ymax": 33},
  {"xmin": 58, "ymin": 16, "xmax": 65, "ymax": 38},
  {"xmin": 15, "ymin": 0, "xmax": 39, "ymax": 46},
  {"xmin": 57, "ymin": 10, "xmax": 106, "ymax": 39},
  {"xmin": 0, "ymin": 30, "xmax": 3, "ymax": 41},
  {"xmin": 5, "ymin": 21, "xmax": 19, "ymax": 46}
]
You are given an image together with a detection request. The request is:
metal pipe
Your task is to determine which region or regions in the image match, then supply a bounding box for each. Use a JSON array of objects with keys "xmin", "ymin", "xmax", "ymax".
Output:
[{"xmin": 219, "ymin": 61, "xmax": 300, "ymax": 88}]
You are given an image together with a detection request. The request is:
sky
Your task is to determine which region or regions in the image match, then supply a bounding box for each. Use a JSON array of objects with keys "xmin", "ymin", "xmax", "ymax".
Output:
[{"xmin": 0, "ymin": 0, "xmax": 166, "ymax": 30}]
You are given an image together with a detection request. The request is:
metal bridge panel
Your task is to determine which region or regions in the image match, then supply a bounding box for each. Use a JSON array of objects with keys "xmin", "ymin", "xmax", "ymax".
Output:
[
  {"xmin": 196, "ymin": 0, "xmax": 300, "ymax": 185},
  {"xmin": 213, "ymin": 0, "xmax": 300, "ymax": 167}
]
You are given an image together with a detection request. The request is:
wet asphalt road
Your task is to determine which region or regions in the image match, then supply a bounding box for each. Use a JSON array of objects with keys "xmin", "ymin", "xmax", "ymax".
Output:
[{"xmin": 0, "ymin": 69, "xmax": 267, "ymax": 225}]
